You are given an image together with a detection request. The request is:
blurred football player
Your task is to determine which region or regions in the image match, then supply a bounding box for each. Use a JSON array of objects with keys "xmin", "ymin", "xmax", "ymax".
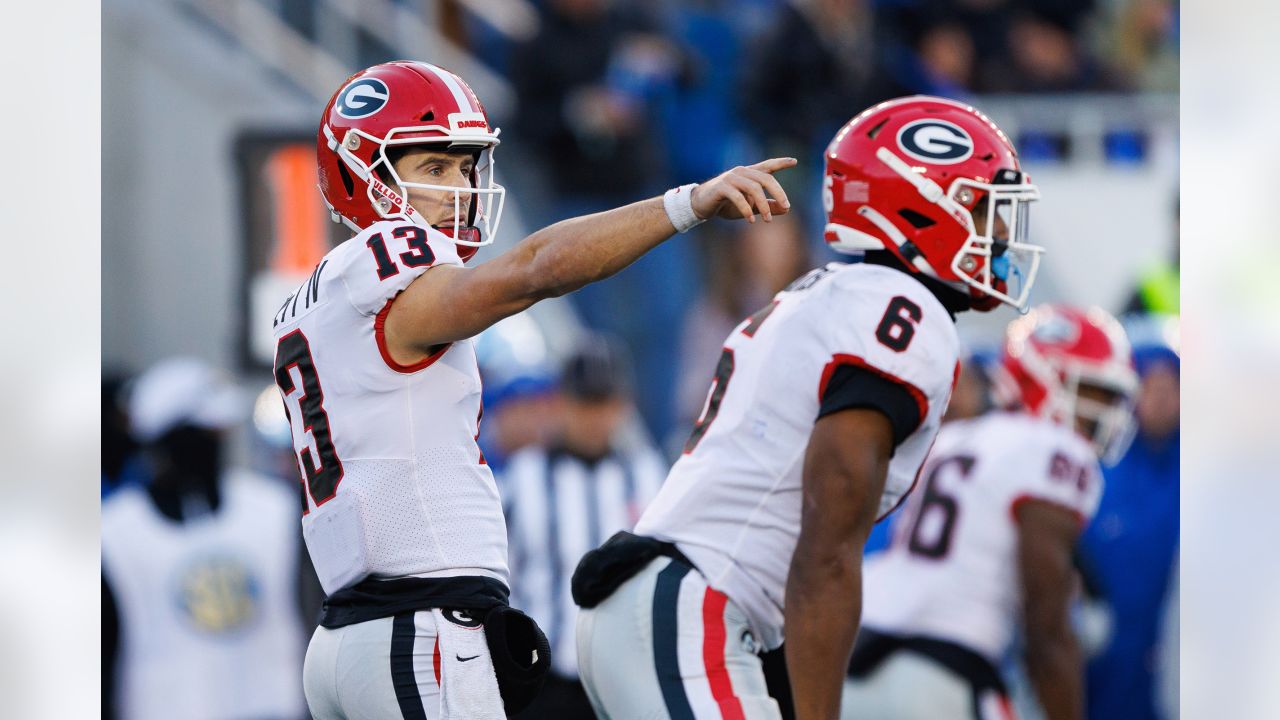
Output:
[
  {"xmin": 273, "ymin": 61, "xmax": 794, "ymax": 720},
  {"xmin": 572, "ymin": 96, "xmax": 1043, "ymax": 719},
  {"xmin": 841, "ymin": 305, "xmax": 1138, "ymax": 720},
  {"xmin": 102, "ymin": 358, "xmax": 306, "ymax": 720}
]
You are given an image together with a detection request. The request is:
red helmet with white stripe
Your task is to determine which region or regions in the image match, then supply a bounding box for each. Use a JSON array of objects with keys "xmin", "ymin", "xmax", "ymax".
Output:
[
  {"xmin": 316, "ymin": 61, "xmax": 505, "ymax": 261},
  {"xmin": 994, "ymin": 305, "xmax": 1139, "ymax": 462},
  {"xmin": 823, "ymin": 96, "xmax": 1042, "ymax": 310}
]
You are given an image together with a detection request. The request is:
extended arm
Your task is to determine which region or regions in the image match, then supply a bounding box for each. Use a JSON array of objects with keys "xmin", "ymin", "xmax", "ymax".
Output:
[
  {"xmin": 1017, "ymin": 498, "xmax": 1087, "ymax": 720},
  {"xmin": 785, "ymin": 408, "xmax": 894, "ymax": 720},
  {"xmin": 384, "ymin": 159, "xmax": 795, "ymax": 354}
]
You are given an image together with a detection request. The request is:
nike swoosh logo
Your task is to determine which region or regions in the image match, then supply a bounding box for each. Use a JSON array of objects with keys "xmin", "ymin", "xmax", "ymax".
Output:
[{"xmin": 456, "ymin": 655, "xmax": 480, "ymax": 662}]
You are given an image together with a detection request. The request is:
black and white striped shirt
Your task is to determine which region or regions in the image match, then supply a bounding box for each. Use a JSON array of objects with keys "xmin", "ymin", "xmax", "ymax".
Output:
[{"xmin": 500, "ymin": 443, "xmax": 666, "ymax": 678}]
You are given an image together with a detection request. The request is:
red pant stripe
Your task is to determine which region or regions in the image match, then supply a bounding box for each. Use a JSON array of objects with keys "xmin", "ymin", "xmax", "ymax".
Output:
[{"xmin": 701, "ymin": 588, "xmax": 746, "ymax": 720}]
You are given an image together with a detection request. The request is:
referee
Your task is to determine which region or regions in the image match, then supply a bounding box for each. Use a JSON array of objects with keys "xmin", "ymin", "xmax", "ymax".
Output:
[{"xmin": 501, "ymin": 336, "xmax": 666, "ymax": 719}]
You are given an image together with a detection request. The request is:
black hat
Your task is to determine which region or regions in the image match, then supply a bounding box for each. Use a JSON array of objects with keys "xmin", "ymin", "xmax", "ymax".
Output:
[{"xmin": 561, "ymin": 335, "xmax": 634, "ymax": 401}]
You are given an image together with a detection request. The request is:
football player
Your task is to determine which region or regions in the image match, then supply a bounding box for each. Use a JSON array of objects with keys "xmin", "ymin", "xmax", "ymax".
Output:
[
  {"xmin": 273, "ymin": 61, "xmax": 795, "ymax": 720},
  {"xmin": 572, "ymin": 96, "xmax": 1044, "ymax": 719},
  {"xmin": 841, "ymin": 305, "xmax": 1137, "ymax": 720}
]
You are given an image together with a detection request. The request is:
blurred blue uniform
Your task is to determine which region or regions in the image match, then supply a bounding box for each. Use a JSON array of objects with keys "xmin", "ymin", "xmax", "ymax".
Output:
[{"xmin": 1078, "ymin": 345, "xmax": 1179, "ymax": 720}]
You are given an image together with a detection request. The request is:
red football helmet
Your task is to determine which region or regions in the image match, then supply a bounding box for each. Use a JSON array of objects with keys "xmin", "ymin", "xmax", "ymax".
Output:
[
  {"xmin": 823, "ymin": 96, "xmax": 1042, "ymax": 310},
  {"xmin": 993, "ymin": 305, "xmax": 1139, "ymax": 462},
  {"xmin": 316, "ymin": 61, "xmax": 506, "ymax": 262}
]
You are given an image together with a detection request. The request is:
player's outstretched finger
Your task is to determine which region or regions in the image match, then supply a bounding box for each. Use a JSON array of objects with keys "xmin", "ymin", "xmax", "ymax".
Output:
[
  {"xmin": 714, "ymin": 184, "xmax": 756, "ymax": 222},
  {"xmin": 740, "ymin": 167, "xmax": 791, "ymax": 211},
  {"xmin": 732, "ymin": 173, "xmax": 773, "ymax": 222},
  {"xmin": 749, "ymin": 157, "xmax": 799, "ymax": 175}
]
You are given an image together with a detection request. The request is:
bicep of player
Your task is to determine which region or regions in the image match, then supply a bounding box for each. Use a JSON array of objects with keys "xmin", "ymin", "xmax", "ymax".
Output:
[
  {"xmin": 798, "ymin": 408, "xmax": 896, "ymax": 561},
  {"xmin": 383, "ymin": 256, "xmax": 543, "ymax": 350}
]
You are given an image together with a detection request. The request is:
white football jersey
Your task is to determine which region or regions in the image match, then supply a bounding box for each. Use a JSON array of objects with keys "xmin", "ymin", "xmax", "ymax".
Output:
[
  {"xmin": 101, "ymin": 471, "xmax": 306, "ymax": 720},
  {"xmin": 637, "ymin": 262, "xmax": 960, "ymax": 650},
  {"xmin": 861, "ymin": 411, "xmax": 1103, "ymax": 662},
  {"xmin": 271, "ymin": 220, "xmax": 507, "ymax": 595}
]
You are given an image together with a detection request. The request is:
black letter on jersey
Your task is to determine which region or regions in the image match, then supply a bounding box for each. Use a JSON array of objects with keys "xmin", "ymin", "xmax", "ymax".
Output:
[
  {"xmin": 275, "ymin": 330, "xmax": 346, "ymax": 507},
  {"xmin": 684, "ymin": 348, "xmax": 735, "ymax": 454},
  {"xmin": 875, "ymin": 296, "xmax": 923, "ymax": 352}
]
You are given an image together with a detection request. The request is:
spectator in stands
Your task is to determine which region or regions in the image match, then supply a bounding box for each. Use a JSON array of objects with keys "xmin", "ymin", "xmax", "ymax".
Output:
[
  {"xmin": 1097, "ymin": 0, "xmax": 1179, "ymax": 92},
  {"xmin": 102, "ymin": 357, "xmax": 307, "ymax": 720},
  {"xmin": 501, "ymin": 336, "xmax": 666, "ymax": 719},
  {"xmin": 657, "ymin": 0, "xmax": 750, "ymax": 185},
  {"xmin": 995, "ymin": 5, "xmax": 1117, "ymax": 92},
  {"xmin": 871, "ymin": 3, "xmax": 976, "ymax": 99},
  {"xmin": 510, "ymin": 0, "xmax": 673, "ymax": 219},
  {"xmin": 510, "ymin": 0, "xmax": 694, "ymax": 443},
  {"xmin": 744, "ymin": 0, "xmax": 894, "ymax": 160},
  {"xmin": 1077, "ymin": 336, "xmax": 1180, "ymax": 720}
]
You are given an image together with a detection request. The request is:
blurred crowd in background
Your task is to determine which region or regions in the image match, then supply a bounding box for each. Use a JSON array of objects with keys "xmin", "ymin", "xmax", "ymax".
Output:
[{"xmin": 101, "ymin": 0, "xmax": 1179, "ymax": 718}]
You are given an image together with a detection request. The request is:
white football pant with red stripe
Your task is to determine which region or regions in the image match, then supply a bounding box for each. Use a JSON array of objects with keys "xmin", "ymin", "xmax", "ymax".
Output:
[{"xmin": 577, "ymin": 556, "xmax": 784, "ymax": 719}]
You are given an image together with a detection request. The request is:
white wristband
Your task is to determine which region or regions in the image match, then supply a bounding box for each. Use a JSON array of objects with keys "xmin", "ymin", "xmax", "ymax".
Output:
[{"xmin": 663, "ymin": 183, "xmax": 704, "ymax": 233}]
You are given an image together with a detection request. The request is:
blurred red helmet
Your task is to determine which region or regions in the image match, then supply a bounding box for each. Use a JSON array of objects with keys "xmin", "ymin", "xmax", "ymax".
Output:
[
  {"xmin": 994, "ymin": 305, "xmax": 1139, "ymax": 462},
  {"xmin": 823, "ymin": 96, "xmax": 1042, "ymax": 310},
  {"xmin": 316, "ymin": 61, "xmax": 506, "ymax": 262}
]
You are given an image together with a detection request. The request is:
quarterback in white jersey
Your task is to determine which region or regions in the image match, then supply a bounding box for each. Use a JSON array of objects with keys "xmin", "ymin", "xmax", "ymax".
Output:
[
  {"xmin": 843, "ymin": 305, "xmax": 1138, "ymax": 720},
  {"xmin": 276, "ymin": 61, "xmax": 795, "ymax": 720},
  {"xmin": 574, "ymin": 96, "xmax": 1045, "ymax": 720}
]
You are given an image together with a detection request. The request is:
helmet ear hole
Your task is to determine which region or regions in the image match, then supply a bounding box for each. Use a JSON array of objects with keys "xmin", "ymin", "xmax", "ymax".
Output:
[{"xmin": 337, "ymin": 162, "xmax": 356, "ymax": 199}]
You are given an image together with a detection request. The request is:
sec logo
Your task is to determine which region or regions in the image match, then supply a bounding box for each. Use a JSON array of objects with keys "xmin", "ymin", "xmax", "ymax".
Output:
[
  {"xmin": 175, "ymin": 555, "xmax": 261, "ymax": 634},
  {"xmin": 896, "ymin": 119, "xmax": 974, "ymax": 165},
  {"xmin": 337, "ymin": 78, "xmax": 390, "ymax": 119}
]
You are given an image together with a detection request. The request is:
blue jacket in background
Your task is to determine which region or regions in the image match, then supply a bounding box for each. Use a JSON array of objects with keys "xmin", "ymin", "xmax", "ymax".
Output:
[{"xmin": 1079, "ymin": 429, "xmax": 1180, "ymax": 720}]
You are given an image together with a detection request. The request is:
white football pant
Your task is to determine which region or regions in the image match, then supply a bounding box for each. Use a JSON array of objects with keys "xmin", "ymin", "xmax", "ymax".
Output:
[
  {"xmin": 304, "ymin": 609, "xmax": 502, "ymax": 720},
  {"xmin": 576, "ymin": 556, "xmax": 783, "ymax": 720}
]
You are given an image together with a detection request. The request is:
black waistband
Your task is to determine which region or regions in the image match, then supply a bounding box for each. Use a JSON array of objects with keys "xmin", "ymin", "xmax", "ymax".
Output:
[
  {"xmin": 571, "ymin": 531, "xmax": 693, "ymax": 609},
  {"xmin": 848, "ymin": 628, "xmax": 1006, "ymax": 694},
  {"xmin": 320, "ymin": 575, "xmax": 511, "ymax": 628}
]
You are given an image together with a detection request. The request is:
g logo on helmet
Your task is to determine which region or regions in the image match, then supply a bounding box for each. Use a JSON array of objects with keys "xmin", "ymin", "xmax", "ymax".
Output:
[
  {"xmin": 896, "ymin": 119, "xmax": 974, "ymax": 165},
  {"xmin": 336, "ymin": 78, "xmax": 390, "ymax": 119}
]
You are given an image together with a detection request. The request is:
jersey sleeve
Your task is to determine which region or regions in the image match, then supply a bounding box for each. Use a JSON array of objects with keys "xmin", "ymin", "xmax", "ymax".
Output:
[
  {"xmin": 339, "ymin": 222, "xmax": 465, "ymax": 316},
  {"xmin": 818, "ymin": 363, "xmax": 923, "ymax": 446},
  {"xmin": 1005, "ymin": 424, "xmax": 1104, "ymax": 526},
  {"xmin": 812, "ymin": 269, "xmax": 960, "ymax": 440}
]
